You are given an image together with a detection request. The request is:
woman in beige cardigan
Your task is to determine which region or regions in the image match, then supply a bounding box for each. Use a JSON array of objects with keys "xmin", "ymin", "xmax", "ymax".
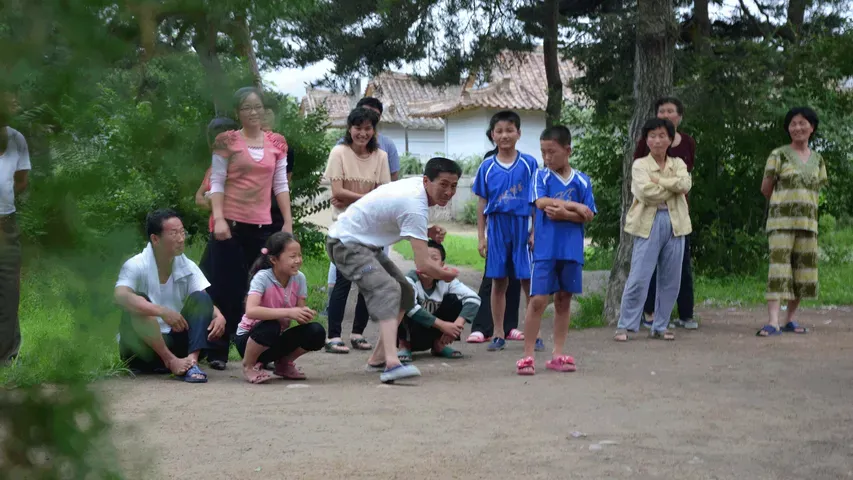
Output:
[{"xmin": 614, "ymin": 118, "xmax": 692, "ymax": 342}]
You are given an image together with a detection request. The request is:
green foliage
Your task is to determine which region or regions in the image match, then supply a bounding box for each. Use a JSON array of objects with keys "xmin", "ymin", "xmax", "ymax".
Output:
[
  {"xmin": 572, "ymin": 294, "xmax": 606, "ymax": 329},
  {"xmin": 567, "ymin": 15, "xmax": 853, "ymax": 276},
  {"xmin": 399, "ymin": 153, "xmax": 424, "ymax": 176},
  {"xmin": 562, "ymin": 106, "xmax": 625, "ymax": 250},
  {"xmin": 461, "ymin": 199, "xmax": 479, "ymax": 226},
  {"xmin": 458, "ymin": 154, "xmax": 486, "ymax": 176},
  {"xmin": 393, "ymin": 234, "xmax": 485, "ymax": 269},
  {"xmin": 583, "ymin": 246, "xmax": 616, "ymax": 271}
]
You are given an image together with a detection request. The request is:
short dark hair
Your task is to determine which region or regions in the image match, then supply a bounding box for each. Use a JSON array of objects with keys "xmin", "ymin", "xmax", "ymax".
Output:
[
  {"xmin": 427, "ymin": 240, "xmax": 446, "ymax": 261},
  {"xmin": 146, "ymin": 209, "xmax": 180, "ymax": 238},
  {"xmin": 488, "ymin": 110, "xmax": 521, "ymax": 134},
  {"xmin": 343, "ymin": 107, "xmax": 380, "ymax": 152},
  {"xmin": 540, "ymin": 125, "xmax": 572, "ymax": 147},
  {"xmin": 233, "ymin": 87, "xmax": 264, "ymax": 111},
  {"xmin": 424, "ymin": 157, "xmax": 462, "ymax": 181},
  {"xmin": 641, "ymin": 118, "xmax": 676, "ymax": 141},
  {"xmin": 356, "ymin": 97, "xmax": 383, "ymax": 114},
  {"xmin": 784, "ymin": 106, "xmax": 819, "ymax": 139},
  {"xmin": 206, "ymin": 117, "xmax": 239, "ymax": 146},
  {"xmin": 654, "ymin": 97, "xmax": 684, "ymax": 116}
]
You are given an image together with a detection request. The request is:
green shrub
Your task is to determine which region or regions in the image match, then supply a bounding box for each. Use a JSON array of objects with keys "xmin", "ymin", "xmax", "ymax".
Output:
[
  {"xmin": 399, "ymin": 153, "xmax": 423, "ymax": 176},
  {"xmin": 572, "ymin": 294, "xmax": 606, "ymax": 329},
  {"xmin": 819, "ymin": 214, "xmax": 837, "ymax": 234},
  {"xmin": 461, "ymin": 199, "xmax": 479, "ymax": 225}
]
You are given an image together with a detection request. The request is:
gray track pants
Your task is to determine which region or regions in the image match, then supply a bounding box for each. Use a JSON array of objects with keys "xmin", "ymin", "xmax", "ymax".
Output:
[{"xmin": 618, "ymin": 210, "xmax": 685, "ymax": 333}]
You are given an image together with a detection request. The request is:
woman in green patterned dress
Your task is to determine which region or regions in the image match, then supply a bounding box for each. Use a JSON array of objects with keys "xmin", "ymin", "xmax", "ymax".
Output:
[{"xmin": 758, "ymin": 107, "xmax": 827, "ymax": 337}]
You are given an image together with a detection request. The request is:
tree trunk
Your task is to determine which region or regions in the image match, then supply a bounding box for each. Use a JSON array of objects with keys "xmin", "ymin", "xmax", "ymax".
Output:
[
  {"xmin": 693, "ymin": 0, "xmax": 711, "ymax": 54},
  {"xmin": 542, "ymin": 0, "xmax": 562, "ymax": 127},
  {"xmin": 786, "ymin": 0, "xmax": 808, "ymax": 37},
  {"xmin": 604, "ymin": 0, "xmax": 677, "ymax": 325},
  {"xmin": 192, "ymin": 20, "xmax": 229, "ymax": 116},
  {"xmin": 233, "ymin": 14, "xmax": 264, "ymax": 90}
]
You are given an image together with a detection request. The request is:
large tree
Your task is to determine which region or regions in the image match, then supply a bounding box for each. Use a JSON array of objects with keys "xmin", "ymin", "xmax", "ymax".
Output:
[
  {"xmin": 285, "ymin": 0, "xmax": 608, "ymax": 126},
  {"xmin": 602, "ymin": 0, "xmax": 677, "ymax": 325}
]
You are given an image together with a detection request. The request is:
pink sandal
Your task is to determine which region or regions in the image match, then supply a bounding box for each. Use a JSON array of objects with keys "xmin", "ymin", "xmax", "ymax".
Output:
[
  {"xmin": 466, "ymin": 331, "xmax": 489, "ymax": 343},
  {"xmin": 506, "ymin": 328, "xmax": 525, "ymax": 341},
  {"xmin": 546, "ymin": 355, "xmax": 576, "ymax": 373},
  {"xmin": 516, "ymin": 356, "xmax": 535, "ymax": 376}
]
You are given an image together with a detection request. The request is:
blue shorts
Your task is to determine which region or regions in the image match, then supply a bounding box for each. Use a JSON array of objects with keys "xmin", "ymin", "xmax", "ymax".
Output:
[
  {"xmin": 530, "ymin": 260, "xmax": 583, "ymax": 296},
  {"xmin": 485, "ymin": 213, "xmax": 530, "ymax": 280}
]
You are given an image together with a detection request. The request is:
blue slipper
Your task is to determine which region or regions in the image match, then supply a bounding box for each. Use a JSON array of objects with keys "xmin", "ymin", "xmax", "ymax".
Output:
[
  {"xmin": 380, "ymin": 364, "xmax": 421, "ymax": 384},
  {"xmin": 181, "ymin": 364, "xmax": 208, "ymax": 383},
  {"xmin": 756, "ymin": 325, "xmax": 782, "ymax": 337},
  {"xmin": 781, "ymin": 321, "xmax": 808, "ymax": 334}
]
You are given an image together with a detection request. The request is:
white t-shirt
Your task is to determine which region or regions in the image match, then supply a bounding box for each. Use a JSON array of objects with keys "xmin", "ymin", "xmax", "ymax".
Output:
[
  {"xmin": 328, "ymin": 176, "xmax": 429, "ymax": 247},
  {"xmin": 0, "ymin": 127, "xmax": 31, "ymax": 215},
  {"xmin": 116, "ymin": 243, "xmax": 211, "ymax": 333}
]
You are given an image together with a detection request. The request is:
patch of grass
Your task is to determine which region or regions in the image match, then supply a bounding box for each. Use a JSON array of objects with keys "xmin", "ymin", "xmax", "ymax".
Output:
[
  {"xmin": 584, "ymin": 246, "xmax": 615, "ymax": 271},
  {"xmin": 393, "ymin": 234, "xmax": 485, "ymax": 269},
  {"xmin": 3, "ymin": 241, "xmax": 332, "ymax": 384},
  {"xmin": 572, "ymin": 294, "xmax": 606, "ymax": 329}
]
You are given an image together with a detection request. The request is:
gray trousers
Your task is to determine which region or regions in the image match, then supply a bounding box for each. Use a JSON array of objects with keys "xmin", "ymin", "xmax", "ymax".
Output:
[
  {"xmin": 0, "ymin": 215, "xmax": 22, "ymax": 364},
  {"xmin": 618, "ymin": 210, "xmax": 685, "ymax": 333}
]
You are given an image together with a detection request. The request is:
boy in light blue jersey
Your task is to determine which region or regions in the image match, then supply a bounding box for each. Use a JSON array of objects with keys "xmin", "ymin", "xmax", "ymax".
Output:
[
  {"xmin": 516, "ymin": 126, "xmax": 596, "ymax": 376},
  {"xmin": 473, "ymin": 110, "xmax": 543, "ymax": 352}
]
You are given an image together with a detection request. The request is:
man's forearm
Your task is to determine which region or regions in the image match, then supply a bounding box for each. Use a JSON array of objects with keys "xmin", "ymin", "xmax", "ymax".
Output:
[{"xmin": 117, "ymin": 290, "xmax": 163, "ymax": 318}]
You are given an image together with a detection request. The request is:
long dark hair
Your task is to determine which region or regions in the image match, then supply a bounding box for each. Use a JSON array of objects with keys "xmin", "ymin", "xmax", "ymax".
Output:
[
  {"xmin": 344, "ymin": 107, "xmax": 379, "ymax": 152},
  {"xmin": 248, "ymin": 232, "xmax": 299, "ymax": 283}
]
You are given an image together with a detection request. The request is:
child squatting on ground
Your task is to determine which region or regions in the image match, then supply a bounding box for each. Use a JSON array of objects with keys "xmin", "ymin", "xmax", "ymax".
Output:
[
  {"xmin": 397, "ymin": 240, "xmax": 481, "ymax": 362},
  {"xmin": 517, "ymin": 126, "xmax": 597, "ymax": 375},
  {"xmin": 236, "ymin": 232, "xmax": 326, "ymax": 384},
  {"xmin": 473, "ymin": 110, "xmax": 543, "ymax": 353}
]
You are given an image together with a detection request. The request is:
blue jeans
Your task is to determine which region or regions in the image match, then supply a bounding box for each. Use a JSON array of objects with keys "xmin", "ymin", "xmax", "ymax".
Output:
[{"xmin": 119, "ymin": 291, "xmax": 215, "ymax": 373}]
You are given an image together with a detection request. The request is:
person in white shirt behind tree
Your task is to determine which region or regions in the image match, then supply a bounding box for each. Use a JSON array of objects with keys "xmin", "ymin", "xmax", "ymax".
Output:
[{"xmin": 396, "ymin": 240, "xmax": 480, "ymax": 362}]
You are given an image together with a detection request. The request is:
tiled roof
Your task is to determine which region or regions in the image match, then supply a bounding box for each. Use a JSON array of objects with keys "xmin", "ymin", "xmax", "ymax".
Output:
[
  {"xmin": 299, "ymin": 88, "xmax": 353, "ymax": 128},
  {"xmin": 364, "ymin": 72, "xmax": 459, "ymax": 130},
  {"xmin": 409, "ymin": 48, "xmax": 580, "ymax": 118}
]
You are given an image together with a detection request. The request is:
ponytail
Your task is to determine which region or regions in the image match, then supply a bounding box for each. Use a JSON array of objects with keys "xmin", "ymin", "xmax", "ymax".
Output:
[{"xmin": 248, "ymin": 232, "xmax": 298, "ymax": 285}]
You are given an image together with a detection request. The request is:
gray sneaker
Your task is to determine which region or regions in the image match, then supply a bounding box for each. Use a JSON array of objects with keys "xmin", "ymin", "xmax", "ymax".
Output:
[{"xmin": 673, "ymin": 319, "xmax": 699, "ymax": 330}]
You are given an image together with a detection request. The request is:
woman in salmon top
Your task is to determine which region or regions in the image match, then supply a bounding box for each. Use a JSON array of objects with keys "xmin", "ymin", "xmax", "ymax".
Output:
[{"xmin": 204, "ymin": 87, "xmax": 293, "ymax": 370}]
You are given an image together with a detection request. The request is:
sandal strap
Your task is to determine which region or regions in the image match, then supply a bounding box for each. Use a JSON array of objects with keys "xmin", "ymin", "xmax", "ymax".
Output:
[
  {"xmin": 516, "ymin": 356, "xmax": 535, "ymax": 368},
  {"xmin": 553, "ymin": 355, "xmax": 575, "ymax": 365}
]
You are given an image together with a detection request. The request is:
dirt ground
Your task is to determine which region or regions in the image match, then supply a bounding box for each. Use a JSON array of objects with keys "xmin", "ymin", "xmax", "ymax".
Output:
[{"xmin": 100, "ymin": 255, "xmax": 853, "ymax": 480}]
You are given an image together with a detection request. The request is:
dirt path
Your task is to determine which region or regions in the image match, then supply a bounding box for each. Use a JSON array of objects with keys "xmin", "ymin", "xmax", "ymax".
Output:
[{"xmin": 101, "ymin": 259, "xmax": 853, "ymax": 480}]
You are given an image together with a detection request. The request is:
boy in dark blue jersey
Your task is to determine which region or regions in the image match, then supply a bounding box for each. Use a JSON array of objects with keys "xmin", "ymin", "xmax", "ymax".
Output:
[
  {"xmin": 473, "ymin": 110, "xmax": 543, "ymax": 352},
  {"xmin": 516, "ymin": 126, "xmax": 596, "ymax": 375}
]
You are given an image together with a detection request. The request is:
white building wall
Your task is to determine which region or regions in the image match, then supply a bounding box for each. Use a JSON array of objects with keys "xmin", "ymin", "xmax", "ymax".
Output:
[
  {"xmin": 406, "ymin": 129, "xmax": 445, "ymax": 159},
  {"xmin": 444, "ymin": 109, "xmax": 492, "ymax": 160},
  {"xmin": 442, "ymin": 108, "xmax": 548, "ymax": 166},
  {"xmin": 378, "ymin": 125, "xmax": 446, "ymax": 160}
]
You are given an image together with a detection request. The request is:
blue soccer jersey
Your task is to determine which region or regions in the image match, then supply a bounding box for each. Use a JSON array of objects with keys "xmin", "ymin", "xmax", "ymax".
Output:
[
  {"xmin": 531, "ymin": 167, "xmax": 597, "ymax": 263},
  {"xmin": 472, "ymin": 152, "xmax": 539, "ymax": 217}
]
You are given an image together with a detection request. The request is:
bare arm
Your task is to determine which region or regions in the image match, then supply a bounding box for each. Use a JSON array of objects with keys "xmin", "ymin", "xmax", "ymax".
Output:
[
  {"xmin": 761, "ymin": 176, "xmax": 775, "ymax": 200},
  {"xmin": 195, "ymin": 181, "xmax": 210, "ymax": 209},
  {"xmin": 245, "ymin": 294, "xmax": 297, "ymax": 322},
  {"xmin": 114, "ymin": 286, "xmax": 166, "ymax": 318},
  {"xmin": 331, "ymin": 180, "xmax": 365, "ymax": 206},
  {"xmin": 275, "ymin": 191, "xmax": 293, "ymax": 233},
  {"xmin": 13, "ymin": 171, "xmax": 28, "ymax": 195},
  {"xmin": 476, "ymin": 196, "xmax": 487, "ymax": 241},
  {"xmin": 411, "ymin": 238, "xmax": 453, "ymax": 281}
]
